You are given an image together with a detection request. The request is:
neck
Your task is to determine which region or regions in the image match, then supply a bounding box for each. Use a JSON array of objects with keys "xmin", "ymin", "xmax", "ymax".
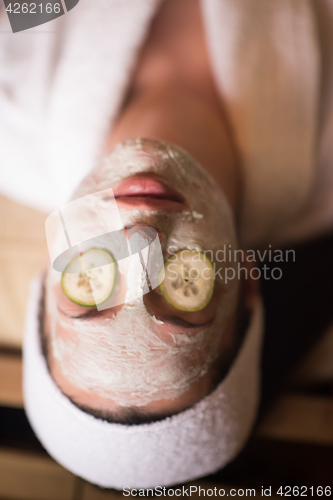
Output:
[{"xmin": 104, "ymin": 84, "xmax": 241, "ymax": 218}]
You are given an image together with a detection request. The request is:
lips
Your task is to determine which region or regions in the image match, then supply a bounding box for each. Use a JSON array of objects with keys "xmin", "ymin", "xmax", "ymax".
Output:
[{"xmin": 113, "ymin": 175, "xmax": 184, "ymax": 209}]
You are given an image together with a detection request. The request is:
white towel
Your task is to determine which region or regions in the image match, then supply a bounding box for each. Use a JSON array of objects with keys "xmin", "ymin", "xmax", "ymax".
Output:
[
  {"xmin": 2, "ymin": 0, "xmax": 333, "ymax": 248},
  {"xmin": 23, "ymin": 277, "xmax": 263, "ymax": 489}
]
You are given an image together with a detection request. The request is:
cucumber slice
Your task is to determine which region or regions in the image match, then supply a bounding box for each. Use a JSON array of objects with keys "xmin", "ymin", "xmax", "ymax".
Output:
[
  {"xmin": 61, "ymin": 248, "xmax": 117, "ymax": 307},
  {"xmin": 159, "ymin": 249, "xmax": 215, "ymax": 312}
]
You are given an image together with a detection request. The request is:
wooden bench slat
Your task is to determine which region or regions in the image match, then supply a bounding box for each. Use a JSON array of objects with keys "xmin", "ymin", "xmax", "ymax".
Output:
[
  {"xmin": 257, "ymin": 394, "xmax": 333, "ymax": 445},
  {"xmin": 0, "ymin": 354, "xmax": 23, "ymax": 408},
  {"xmin": 0, "ymin": 447, "xmax": 77, "ymax": 500}
]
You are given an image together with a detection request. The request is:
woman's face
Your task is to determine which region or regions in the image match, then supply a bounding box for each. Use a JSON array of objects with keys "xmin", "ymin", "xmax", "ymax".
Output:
[{"xmin": 45, "ymin": 138, "xmax": 240, "ymax": 418}]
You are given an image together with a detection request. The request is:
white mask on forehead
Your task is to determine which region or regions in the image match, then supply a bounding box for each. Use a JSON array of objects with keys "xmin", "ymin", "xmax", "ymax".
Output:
[
  {"xmin": 50, "ymin": 286, "xmax": 237, "ymax": 408},
  {"xmin": 24, "ymin": 277, "xmax": 263, "ymax": 490},
  {"xmin": 46, "ymin": 138, "xmax": 238, "ymax": 407}
]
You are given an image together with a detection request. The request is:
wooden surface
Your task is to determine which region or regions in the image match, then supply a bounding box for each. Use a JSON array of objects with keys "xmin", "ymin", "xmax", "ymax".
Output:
[
  {"xmin": 0, "ymin": 351, "xmax": 332, "ymax": 499},
  {"xmin": 290, "ymin": 323, "xmax": 333, "ymax": 383},
  {"xmin": 0, "ymin": 194, "xmax": 47, "ymax": 348},
  {"xmin": 0, "ymin": 447, "xmax": 78, "ymax": 500},
  {"xmin": 0, "ymin": 353, "xmax": 23, "ymax": 408},
  {"xmin": 258, "ymin": 394, "xmax": 333, "ymax": 445},
  {"xmin": 0, "ymin": 453, "xmax": 283, "ymax": 500}
]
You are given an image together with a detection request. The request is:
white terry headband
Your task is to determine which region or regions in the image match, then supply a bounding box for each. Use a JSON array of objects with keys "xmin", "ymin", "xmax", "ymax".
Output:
[{"xmin": 23, "ymin": 277, "xmax": 263, "ymax": 490}]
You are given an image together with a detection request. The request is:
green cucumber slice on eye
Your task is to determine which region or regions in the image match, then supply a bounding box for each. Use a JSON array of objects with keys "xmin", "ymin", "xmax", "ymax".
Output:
[
  {"xmin": 61, "ymin": 248, "xmax": 117, "ymax": 307},
  {"xmin": 159, "ymin": 249, "xmax": 215, "ymax": 312}
]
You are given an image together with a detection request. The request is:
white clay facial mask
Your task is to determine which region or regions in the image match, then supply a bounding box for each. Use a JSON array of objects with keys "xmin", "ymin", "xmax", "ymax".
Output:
[{"xmin": 45, "ymin": 139, "xmax": 239, "ymax": 408}]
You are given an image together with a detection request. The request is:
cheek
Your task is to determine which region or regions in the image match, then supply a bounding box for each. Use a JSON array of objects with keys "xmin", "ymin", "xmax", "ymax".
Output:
[
  {"xmin": 56, "ymin": 318, "xmax": 80, "ymax": 349},
  {"xmin": 177, "ymin": 341, "xmax": 214, "ymax": 372}
]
